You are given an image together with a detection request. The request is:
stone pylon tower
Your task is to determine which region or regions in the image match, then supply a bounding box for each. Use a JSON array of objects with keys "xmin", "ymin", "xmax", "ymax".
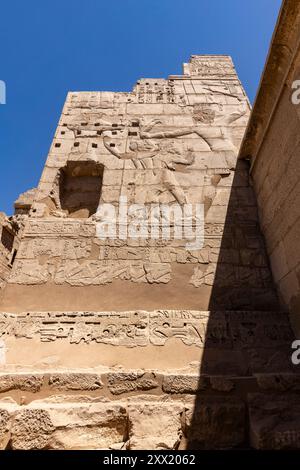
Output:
[{"xmin": 0, "ymin": 56, "xmax": 296, "ymax": 450}]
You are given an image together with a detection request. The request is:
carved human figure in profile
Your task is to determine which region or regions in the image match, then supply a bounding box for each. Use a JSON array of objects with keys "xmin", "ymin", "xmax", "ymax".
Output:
[{"xmin": 103, "ymin": 133, "xmax": 194, "ymax": 204}]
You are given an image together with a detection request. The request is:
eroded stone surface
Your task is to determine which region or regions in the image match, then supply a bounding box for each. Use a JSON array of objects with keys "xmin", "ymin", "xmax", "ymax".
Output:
[
  {"xmin": 11, "ymin": 409, "xmax": 55, "ymax": 450},
  {"xmin": 249, "ymin": 394, "xmax": 300, "ymax": 449},
  {"xmin": 107, "ymin": 371, "xmax": 158, "ymax": 395},
  {"xmin": 0, "ymin": 374, "xmax": 44, "ymax": 393},
  {"xmin": 0, "ymin": 408, "xmax": 11, "ymax": 449},
  {"xmin": 48, "ymin": 373, "xmax": 103, "ymax": 391},
  {"xmin": 128, "ymin": 401, "xmax": 182, "ymax": 450},
  {"xmin": 184, "ymin": 397, "xmax": 245, "ymax": 449}
]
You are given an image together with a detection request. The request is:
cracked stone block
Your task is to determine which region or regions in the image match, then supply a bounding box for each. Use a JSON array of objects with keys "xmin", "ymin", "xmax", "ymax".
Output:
[
  {"xmin": 47, "ymin": 403, "xmax": 128, "ymax": 450},
  {"xmin": 128, "ymin": 400, "xmax": 183, "ymax": 450}
]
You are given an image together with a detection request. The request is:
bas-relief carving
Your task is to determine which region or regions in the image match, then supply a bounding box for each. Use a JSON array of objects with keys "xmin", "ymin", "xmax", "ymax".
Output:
[
  {"xmin": 8, "ymin": 259, "xmax": 172, "ymax": 286},
  {"xmin": 188, "ymin": 57, "xmax": 236, "ymax": 77},
  {"xmin": 0, "ymin": 311, "xmax": 293, "ymax": 349},
  {"xmin": 8, "ymin": 56, "xmax": 257, "ymax": 289}
]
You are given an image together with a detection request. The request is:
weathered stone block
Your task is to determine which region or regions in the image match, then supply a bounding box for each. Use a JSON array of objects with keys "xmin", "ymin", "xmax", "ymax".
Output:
[
  {"xmin": 184, "ymin": 397, "xmax": 245, "ymax": 449},
  {"xmin": 128, "ymin": 400, "xmax": 183, "ymax": 450},
  {"xmin": 162, "ymin": 374, "xmax": 207, "ymax": 394},
  {"xmin": 48, "ymin": 373, "xmax": 103, "ymax": 391},
  {"xmin": 248, "ymin": 394, "xmax": 300, "ymax": 449},
  {"xmin": 107, "ymin": 371, "xmax": 158, "ymax": 395},
  {"xmin": 11, "ymin": 409, "xmax": 55, "ymax": 450},
  {"xmin": 0, "ymin": 374, "xmax": 44, "ymax": 393}
]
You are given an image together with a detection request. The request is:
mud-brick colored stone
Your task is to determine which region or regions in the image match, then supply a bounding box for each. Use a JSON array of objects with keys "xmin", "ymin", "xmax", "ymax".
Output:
[
  {"xmin": 128, "ymin": 400, "xmax": 183, "ymax": 450},
  {"xmin": 48, "ymin": 373, "xmax": 103, "ymax": 391},
  {"xmin": 107, "ymin": 371, "xmax": 158, "ymax": 395},
  {"xmin": 162, "ymin": 374, "xmax": 207, "ymax": 394},
  {"xmin": 248, "ymin": 394, "xmax": 300, "ymax": 449},
  {"xmin": 0, "ymin": 374, "xmax": 44, "ymax": 393},
  {"xmin": 184, "ymin": 397, "xmax": 245, "ymax": 449},
  {"xmin": 11, "ymin": 409, "xmax": 55, "ymax": 450}
]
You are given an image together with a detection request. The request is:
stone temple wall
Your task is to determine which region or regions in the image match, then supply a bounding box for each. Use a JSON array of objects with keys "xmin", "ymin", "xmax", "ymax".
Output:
[
  {"xmin": 0, "ymin": 55, "xmax": 298, "ymax": 450},
  {"xmin": 239, "ymin": 0, "xmax": 300, "ymax": 336},
  {"xmin": 0, "ymin": 213, "xmax": 21, "ymax": 291},
  {"xmin": 0, "ymin": 55, "xmax": 278, "ymax": 313}
]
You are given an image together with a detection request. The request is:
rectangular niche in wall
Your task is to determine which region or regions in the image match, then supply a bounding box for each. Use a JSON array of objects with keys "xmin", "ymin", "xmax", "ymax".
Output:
[
  {"xmin": 59, "ymin": 161, "xmax": 104, "ymax": 218},
  {"xmin": 1, "ymin": 227, "xmax": 14, "ymax": 252}
]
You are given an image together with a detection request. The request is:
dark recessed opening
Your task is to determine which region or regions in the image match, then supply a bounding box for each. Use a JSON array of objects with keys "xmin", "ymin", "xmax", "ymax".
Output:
[
  {"xmin": 61, "ymin": 131, "xmax": 65, "ymax": 135},
  {"xmin": 62, "ymin": 123, "xmax": 67, "ymax": 127},
  {"xmin": 95, "ymin": 123, "xmax": 100, "ymax": 126},
  {"xmin": 97, "ymin": 130, "xmax": 102, "ymax": 135},
  {"xmin": 55, "ymin": 143, "xmax": 61, "ymax": 148},
  {"xmin": 112, "ymin": 124, "xmax": 118, "ymax": 127},
  {"xmin": 92, "ymin": 143, "xmax": 98, "ymax": 148},
  {"xmin": 110, "ymin": 143, "xmax": 116, "ymax": 148},
  {"xmin": 77, "ymin": 130, "xmax": 81, "ymax": 135},
  {"xmin": 10, "ymin": 249, "xmax": 17, "ymax": 266},
  {"xmin": 112, "ymin": 131, "xmax": 117, "ymax": 135},
  {"xmin": 131, "ymin": 122, "xmax": 139, "ymax": 127},
  {"xmin": 81, "ymin": 122, "xmax": 88, "ymax": 126},
  {"xmin": 1, "ymin": 227, "xmax": 14, "ymax": 252},
  {"xmin": 74, "ymin": 142, "xmax": 80, "ymax": 147},
  {"xmin": 59, "ymin": 161, "xmax": 104, "ymax": 218},
  {"xmin": 128, "ymin": 132, "xmax": 138, "ymax": 136}
]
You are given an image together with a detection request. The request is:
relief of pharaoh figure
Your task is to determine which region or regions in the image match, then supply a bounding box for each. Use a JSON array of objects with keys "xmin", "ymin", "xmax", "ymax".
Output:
[{"xmin": 103, "ymin": 131, "xmax": 194, "ymax": 205}]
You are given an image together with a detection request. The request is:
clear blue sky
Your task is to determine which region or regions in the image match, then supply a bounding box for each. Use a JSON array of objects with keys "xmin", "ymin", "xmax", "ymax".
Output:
[{"xmin": 0, "ymin": 0, "xmax": 282, "ymax": 214}]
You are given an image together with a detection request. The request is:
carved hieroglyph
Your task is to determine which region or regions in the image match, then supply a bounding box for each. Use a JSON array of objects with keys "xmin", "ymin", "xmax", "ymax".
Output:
[
  {"xmin": 2, "ymin": 56, "xmax": 278, "ymax": 313},
  {"xmin": 0, "ymin": 310, "xmax": 293, "ymax": 348}
]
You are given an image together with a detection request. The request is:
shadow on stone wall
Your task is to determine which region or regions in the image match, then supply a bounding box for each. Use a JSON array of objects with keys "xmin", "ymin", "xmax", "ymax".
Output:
[{"xmin": 185, "ymin": 159, "xmax": 296, "ymax": 449}]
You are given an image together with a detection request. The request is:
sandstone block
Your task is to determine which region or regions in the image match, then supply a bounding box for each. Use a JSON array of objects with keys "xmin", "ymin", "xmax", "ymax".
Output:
[
  {"xmin": 48, "ymin": 373, "xmax": 103, "ymax": 391},
  {"xmin": 248, "ymin": 394, "xmax": 300, "ymax": 449},
  {"xmin": 107, "ymin": 371, "xmax": 158, "ymax": 395}
]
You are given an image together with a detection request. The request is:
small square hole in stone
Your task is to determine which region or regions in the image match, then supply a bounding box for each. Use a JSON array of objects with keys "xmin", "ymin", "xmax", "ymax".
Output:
[
  {"xmin": 55, "ymin": 143, "xmax": 61, "ymax": 148},
  {"xmin": 92, "ymin": 143, "xmax": 98, "ymax": 148},
  {"xmin": 74, "ymin": 142, "xmax": 80, "ymax": 147}
]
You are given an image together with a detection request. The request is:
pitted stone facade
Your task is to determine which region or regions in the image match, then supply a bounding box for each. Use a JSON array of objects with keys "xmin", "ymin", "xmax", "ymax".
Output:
[{"xmin": 0, "ymin": 54, "xmax": 298, "ymax": 450}]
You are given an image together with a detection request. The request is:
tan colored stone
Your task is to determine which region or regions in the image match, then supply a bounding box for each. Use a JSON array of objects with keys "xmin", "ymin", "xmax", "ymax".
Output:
[
  {"xmin": 162, "ymin": 374, "xmax": 206, "ymax": 394},
  {"xmin": 11, "ymin": 409, "xmax": 55, "ymax": 450},
  {"xmin": 48, "ymin": 373, "xmax": 103, "ymax": 391},
  {"xmin": 107, "ymin": 371, "xmax": 158, "ymax": 395},
  {"xmin": 0, "ymin": 374, "xmax": 44, "ymax": 393},
  {"xmin": 128, "ymin": 401, "xmax": 182, "ymax": 450}
]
